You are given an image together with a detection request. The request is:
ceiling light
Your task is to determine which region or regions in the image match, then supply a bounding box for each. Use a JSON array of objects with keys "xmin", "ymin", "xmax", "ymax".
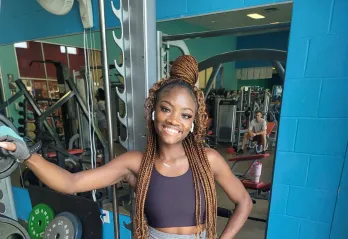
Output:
[
  {"xmin": 270, "ymin": 22, "xmax": 280, "ymax": 24},
  {"xmin": 211, "ymin": 20, "xmax": 215, "ymax": 23},
  {"xmin": 247, "ymin": 13, "xmax": 265, "ymax": 19}
]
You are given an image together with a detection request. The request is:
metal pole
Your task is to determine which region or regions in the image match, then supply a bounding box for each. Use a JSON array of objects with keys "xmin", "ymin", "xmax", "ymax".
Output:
[
  {"xmin": 98, "ymin": 0, "xmax": 120, "ymax": 238},
  {"xmin": 163, "ymin": 22, "xmax": 290, "ymax": 41},
  {"xmin": 236, "ymin": 88, "xmax": 244, "ymax": 150},
  {"xmin": 272, "ymin": 60, "xmax": 286, "ymax": 82},
  {"xmin": 204, "ymin": 64, "xmax": 223, "ymax": 100}
]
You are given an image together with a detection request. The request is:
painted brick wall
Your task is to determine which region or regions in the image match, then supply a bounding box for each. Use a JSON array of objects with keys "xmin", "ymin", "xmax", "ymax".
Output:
[{"xmin": 267, "ymin": 1, "xmax": 348, "ymax": 239}]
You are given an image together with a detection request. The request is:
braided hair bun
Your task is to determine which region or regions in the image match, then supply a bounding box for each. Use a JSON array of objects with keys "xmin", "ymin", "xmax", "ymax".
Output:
[{"xmin": 170, "ymin": 55, "xmax": 199, "ymax": 86}]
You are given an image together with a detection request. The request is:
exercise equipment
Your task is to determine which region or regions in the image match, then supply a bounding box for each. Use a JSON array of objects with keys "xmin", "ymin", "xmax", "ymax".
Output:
[
  {"xmin": 214, "ymin": 98, "xmax": 237, "ymax": 143},
  {"xmin": 0, "ymin": 114, "xmax": 21, "ymax": 179},
  {"xmin": 217, "ymin": 207, "xmax": 266, "ymax": 223},
  {"xmin": 241, "ymin": 180, "xmax": 271, "ymax": 200},
  {"xmin": 44, "ymin": 212, "xmax": 82, "ymax": 239},
  {"xmin": 0, "ymin": 113, "xmax": 42, "ymax": 222},
  {"xmin": 204, "ymin": 86, "xmax": 275, "ymax": 151},
  {"xmin": 28, "ymin": 203, "xmax": 55, "ymax": 239},
  {"xmin": 20, "ymin": 168, "xmax": 42, "ymax": 188},
  {"xmin": 229, "ymin": 153, "xmax": 270, "ymax": 178},
  {"xmin": 28, "ymin": 185, "xmax": 102, "ymax": 239},
  {"xmin": 0, "ymin": 214, "xmax": 30, "ymax": 238},
  {"xmin": 229, "ymin": 153, "xmax": 272, "ymax": 201},
  {"xmin": 0, "ymin": 76, "xmax": 111, "ymax": 203}
]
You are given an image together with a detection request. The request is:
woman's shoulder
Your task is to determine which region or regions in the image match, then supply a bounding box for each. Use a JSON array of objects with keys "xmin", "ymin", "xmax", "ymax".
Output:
[
  {"xmin": 204, "ymin": 147, "xmax": 220, "ymax": 164},
  {"xmin": 204, "ymin": 147, "xmax": 227, "ymax": 175},
  {"xmin": 121, "ymin": 150, "xmax": 144, "ymax": 163},
  {"xmin": 117, "ymin": 150, "xmax": 144, "ymax": 173}
]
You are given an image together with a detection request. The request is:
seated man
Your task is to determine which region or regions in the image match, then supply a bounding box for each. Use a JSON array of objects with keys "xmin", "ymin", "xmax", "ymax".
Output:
[{"xmin": 237, "ymin": 111, "xmax": 267, "ymax": 155}]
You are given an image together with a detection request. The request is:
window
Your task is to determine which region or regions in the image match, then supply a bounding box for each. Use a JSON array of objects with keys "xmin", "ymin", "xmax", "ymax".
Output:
[
  {"xmin": 14, "ymin": 42, "xmax": 28, "ymax": 48},
  {"xmin": 60, "ymin": 46, "xmax": 77, "ymax": 55}
]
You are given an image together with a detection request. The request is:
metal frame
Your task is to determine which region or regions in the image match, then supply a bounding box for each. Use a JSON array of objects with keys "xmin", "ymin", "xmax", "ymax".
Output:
[
  {"xmin": 0, "ymin": 177, "xmax": 17, "ymax": 220},
  {"xmin": 3, "ymin": 78, "xmax": 109, "ymax": 171},
  {"xmin": 199, "ymin": 49, "xmax": 287, "ymax": 98},
  {"xmin": 103, "ymin": 0, "xmax": 157, "ymax": 237},
  {"xmin": 163, "ymin": 22, "xmax": 290, "ymax": 41},
  {"xmin": 157, "ymin": 31, "xmax": 191, "ymax": 79}
]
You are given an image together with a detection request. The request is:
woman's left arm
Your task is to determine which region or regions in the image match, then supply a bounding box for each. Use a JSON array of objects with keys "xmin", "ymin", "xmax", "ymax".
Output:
[{"xmin": 206, "ymin": 148, "xmax": 252, "ymax": 239}]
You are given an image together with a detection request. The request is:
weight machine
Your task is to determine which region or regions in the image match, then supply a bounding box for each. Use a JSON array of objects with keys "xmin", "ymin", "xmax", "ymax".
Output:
[{"xmin": 198, "ymin": 49, "xmax": 286, "ymax": 151}]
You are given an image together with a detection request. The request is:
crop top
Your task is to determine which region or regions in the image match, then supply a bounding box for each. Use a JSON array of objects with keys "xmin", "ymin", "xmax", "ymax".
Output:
[{"xmin": 144, "ymin": 166, "xmax": 206, "ymax": 228}]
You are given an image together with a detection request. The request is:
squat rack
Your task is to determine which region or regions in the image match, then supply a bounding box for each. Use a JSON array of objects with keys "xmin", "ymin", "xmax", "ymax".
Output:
[{"xmin": 98, "ymin": 0, "xmax": 157, "ymax": 238}]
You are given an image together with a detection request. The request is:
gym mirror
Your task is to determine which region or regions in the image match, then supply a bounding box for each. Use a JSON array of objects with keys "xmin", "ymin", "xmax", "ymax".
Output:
[{"xmin": 156, "ymin": 2, "xmax": 292, "ymax": 238}]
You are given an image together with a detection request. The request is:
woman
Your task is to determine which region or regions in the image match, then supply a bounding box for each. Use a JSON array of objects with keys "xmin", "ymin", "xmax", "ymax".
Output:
[{"xmin": 0, "ymin": 55, "xmax": 252, "ymax": 238}]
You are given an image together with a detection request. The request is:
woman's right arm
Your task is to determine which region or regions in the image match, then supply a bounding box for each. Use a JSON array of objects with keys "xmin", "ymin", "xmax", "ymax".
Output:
[
  {"xmin": 24, "ymin": 151, "xmax": 142, "ymax": 194},
  {"xmin": 0, "ymin": 123, "xmax": 143, "ymax": 194}
]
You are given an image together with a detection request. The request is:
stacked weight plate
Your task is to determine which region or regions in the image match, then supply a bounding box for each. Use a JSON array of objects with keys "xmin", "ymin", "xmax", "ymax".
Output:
[
  {"xmin": 44, "ymin": 212, "xmax": 82, "ymax": 239},
  {"xmin": 28, "ymin": 203, "xmax": 55, "ymax": 239}
]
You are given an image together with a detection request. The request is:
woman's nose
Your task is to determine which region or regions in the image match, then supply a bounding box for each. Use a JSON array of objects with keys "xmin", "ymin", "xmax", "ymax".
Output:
[{"xmin": 166, "ymin": 114, "xmax": 180, "ymax": 125}]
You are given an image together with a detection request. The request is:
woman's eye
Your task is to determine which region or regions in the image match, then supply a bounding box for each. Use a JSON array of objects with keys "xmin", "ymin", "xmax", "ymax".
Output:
[
  {"xmin": 161, "ymin": 107, "xmax": 169, "ymax": 112},
  {"xmin": 182, "ymin": 114, "xmax": 192, "ymax": 119}
]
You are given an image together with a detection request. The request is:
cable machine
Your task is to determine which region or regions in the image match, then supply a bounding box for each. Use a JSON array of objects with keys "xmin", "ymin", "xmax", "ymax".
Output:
[{"xmin": 98, "ymin": 0, "xmax": 157, "ymax": 237}]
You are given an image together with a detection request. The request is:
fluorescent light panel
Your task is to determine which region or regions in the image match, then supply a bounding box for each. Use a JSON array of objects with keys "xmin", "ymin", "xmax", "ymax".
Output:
[{"xmin": 247, "ymin": 13, "xmax": 265, "ymax": 19}]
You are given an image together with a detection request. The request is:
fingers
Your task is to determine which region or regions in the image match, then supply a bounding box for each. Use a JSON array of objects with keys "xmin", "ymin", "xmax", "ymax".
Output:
[{"xmin": 0, "ymin": 142, "xmax": 17, "ymax": 151}]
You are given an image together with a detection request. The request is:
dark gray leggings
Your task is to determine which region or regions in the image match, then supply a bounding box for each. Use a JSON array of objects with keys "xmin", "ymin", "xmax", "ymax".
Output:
[{"xmin": 148, "ymin": 226, "xmax": 207, "ymax": 239}]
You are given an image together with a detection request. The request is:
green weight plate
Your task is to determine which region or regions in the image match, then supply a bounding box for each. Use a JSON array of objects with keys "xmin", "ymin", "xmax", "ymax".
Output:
[{"xmin": 28, "ymin": 203, "xmax": 55, "ymax": 239}]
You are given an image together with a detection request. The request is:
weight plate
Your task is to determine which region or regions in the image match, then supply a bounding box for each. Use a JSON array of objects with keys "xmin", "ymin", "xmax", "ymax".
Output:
[
  {"xmin": 58, "ymin": 212, "xmax": 82, "ymax": 239},
  {"xmin": 44, "ymin": 212, "xmax": 82, "ymax": 239},
  {"xmin": 0, "ymin": 156, "xmax": 18, "ymax": 180},
  {"xmin": 0, "ymin": 215, "xmax": 30, "ymax": 239},
  {"xmin": 28, "ymin": 203, "xmax": 55, "ymax": 239}
]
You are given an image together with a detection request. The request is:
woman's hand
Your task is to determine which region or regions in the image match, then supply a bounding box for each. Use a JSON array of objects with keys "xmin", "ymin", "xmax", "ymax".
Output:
[
  {"xmin": 0, "ymin": 123, "xmax": 32, "ymax": 162},
  {"xmin": 0, "ymin": 141, "xmax": 17, "ymax": 151}
]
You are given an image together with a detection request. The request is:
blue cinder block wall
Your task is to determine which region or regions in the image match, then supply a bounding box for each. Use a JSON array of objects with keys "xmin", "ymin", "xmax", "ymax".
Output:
[
  {"xmin": 268, "ymin": 0, "xmax": 348, "ymax": 238},
  {"xmin": 1, "ymin": 0, "xmax": 348, "ymax": 238}
]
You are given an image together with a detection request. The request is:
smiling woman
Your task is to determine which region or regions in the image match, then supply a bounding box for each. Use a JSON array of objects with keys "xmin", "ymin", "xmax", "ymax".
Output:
[
  {"xmin": 0, "ymin": 55, "xmax": 252, "ymax": 239},
  {"xmin": 134, "ymin": 55, "xmax": 252, "ymax": 238}
]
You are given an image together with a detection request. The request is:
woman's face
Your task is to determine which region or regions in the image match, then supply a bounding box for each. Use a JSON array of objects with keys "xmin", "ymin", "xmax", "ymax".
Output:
[{"xmin": 154, "ymin": 86, "xmax": 196, "ymax": 145}]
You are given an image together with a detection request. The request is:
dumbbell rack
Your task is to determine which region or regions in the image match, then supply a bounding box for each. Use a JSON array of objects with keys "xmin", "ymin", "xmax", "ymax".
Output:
[{"xmin": 0, "ymin": 176, "xmax": 17, "ymax": 220}]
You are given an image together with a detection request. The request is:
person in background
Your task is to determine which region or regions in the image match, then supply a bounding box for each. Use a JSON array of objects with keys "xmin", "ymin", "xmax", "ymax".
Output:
[{"xmin": 237, "ymin": 110, "xmax": 267, "ymax": 155}]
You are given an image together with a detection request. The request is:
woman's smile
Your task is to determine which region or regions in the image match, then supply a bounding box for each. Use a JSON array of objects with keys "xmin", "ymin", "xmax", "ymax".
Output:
[{"xmin": 162, "ymin": 125, "xmax": 182, "ymax": 135}]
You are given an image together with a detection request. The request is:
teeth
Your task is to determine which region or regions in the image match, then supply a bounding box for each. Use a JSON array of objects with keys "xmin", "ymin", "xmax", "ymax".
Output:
[{"xmin": 165, "ymin": 127, "xmax": 179, "ymax": 134}]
